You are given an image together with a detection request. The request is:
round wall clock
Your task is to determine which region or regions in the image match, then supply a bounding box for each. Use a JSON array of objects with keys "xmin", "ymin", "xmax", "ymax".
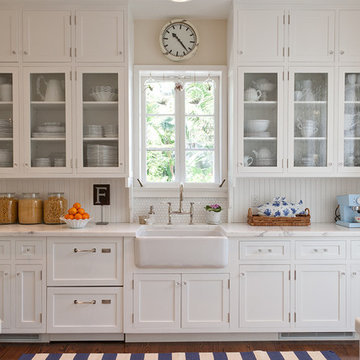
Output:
[{"xmin": 159, "ymin": 19, "xmax": 199, "ymax": 62}]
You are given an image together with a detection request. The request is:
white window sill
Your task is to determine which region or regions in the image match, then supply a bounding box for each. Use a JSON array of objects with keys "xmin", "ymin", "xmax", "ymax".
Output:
[{"xmin": 133, "ymin": 186, "xmax": 228, "ymax": 198}]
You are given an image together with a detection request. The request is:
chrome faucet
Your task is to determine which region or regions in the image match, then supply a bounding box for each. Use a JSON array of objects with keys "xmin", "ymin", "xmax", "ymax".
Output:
[{"xmin": 167, "ymin": 183, "xmax": 194, "ymax": 225}]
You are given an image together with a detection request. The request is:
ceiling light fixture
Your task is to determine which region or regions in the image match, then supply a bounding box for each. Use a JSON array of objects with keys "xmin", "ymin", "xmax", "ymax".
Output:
[{"xmin": 171, "ymin": 0, "xmax": 192, "ymax": 3}]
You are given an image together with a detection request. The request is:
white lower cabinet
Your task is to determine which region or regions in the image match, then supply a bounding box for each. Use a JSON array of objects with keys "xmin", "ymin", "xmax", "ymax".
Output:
[
  {"xmin": 15, "ymin": 264, "xmax": 45, "ymax": 331},
  {"xmin": 294, "ymin": 264, "xmax": 346, "ymax": 329},
  {"xmin": 239, "ymin": 265, "xmax": 290, "ymax": 329},
  {"xmin": 133, "ymin": 273, "xmax": 230, "ymax": 330},
  {"xmin": 0, "ymin": 265, "xmax": 11, "ymax": 330},
  {"xmin": 47, "ymin": 287, "xmax": 122, "ymax": 333},
  {"xmin": 351, "ymin": 264, "xmax": 360, "ymax": 330}
]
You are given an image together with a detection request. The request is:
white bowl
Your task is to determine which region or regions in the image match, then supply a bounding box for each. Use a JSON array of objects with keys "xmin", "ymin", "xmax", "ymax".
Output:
[
  {"xmin": 244, "ymin": 119, "xmax": 270, "ymax": 133},
  {"xmin": 60, "ymin": 217, "xmax": 92, "ymax": 229}
]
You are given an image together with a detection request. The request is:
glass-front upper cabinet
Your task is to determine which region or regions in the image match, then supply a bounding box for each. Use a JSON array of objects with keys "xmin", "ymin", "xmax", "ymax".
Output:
[
  {"xmin": 0, "ymin": 69, "xmax": 19, "ymax": 175},
  {"xmin": 76, "ymin": 68, "xmax": 125, "ymax": 175},
  {"xmin": 288, "ymin": 68, "xmax": 333, "ymax": 173},
  {"xmin": 238, "ymin": 67, "xmax": 284, "ymax": 173},
  {"xmin": 338, "ymin": 69, "xmax": 360, "ymax": 173},
  {"xmin": 23, "ymin": 68, "xmax": 72, "ymax": 174}
]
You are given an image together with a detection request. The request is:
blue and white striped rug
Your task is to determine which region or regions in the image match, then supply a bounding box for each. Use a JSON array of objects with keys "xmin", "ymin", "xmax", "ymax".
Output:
[{"xmin": 18, "ymin": 351, "xmax": 341, "ymax": 360}]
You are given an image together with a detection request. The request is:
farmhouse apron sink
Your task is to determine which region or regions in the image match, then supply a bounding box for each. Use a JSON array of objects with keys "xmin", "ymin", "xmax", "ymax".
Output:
[{"xmin": 134, "ymin": 225, "xmax": 229, "ymax": 268}]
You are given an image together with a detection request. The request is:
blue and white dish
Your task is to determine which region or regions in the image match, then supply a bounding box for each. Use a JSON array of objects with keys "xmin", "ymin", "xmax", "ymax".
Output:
[{"xmin": 257, "ymin": 196, "xmax": 305, "ymax": 217}]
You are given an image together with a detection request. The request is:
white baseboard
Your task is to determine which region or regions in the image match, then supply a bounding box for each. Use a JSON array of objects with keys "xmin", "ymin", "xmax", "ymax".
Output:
[{"xmin": 49, "ymin": 333, "xmax": 125, "ymax": 342}]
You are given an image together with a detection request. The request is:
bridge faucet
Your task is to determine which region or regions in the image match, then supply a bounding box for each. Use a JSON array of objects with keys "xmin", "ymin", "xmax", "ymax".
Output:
[{"xmin": 167, "ymin": 183, "xmax": 194, "ymax": 225}]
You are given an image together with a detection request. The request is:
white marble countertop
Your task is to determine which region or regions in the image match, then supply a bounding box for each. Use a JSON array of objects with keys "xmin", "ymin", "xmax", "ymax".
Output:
[{"xmin": 0, "ymin": 222, "xmax": 359, "ymax": 238}]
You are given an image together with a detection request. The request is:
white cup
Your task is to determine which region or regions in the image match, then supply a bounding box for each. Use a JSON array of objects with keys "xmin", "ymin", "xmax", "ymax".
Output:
[
  {"xmin": 0, "ymin": 84, "xmax": 12, "ymax": 101},
  {"xmin": 301, "ymin": 126, "xmax": 318, "ymax": 137}
]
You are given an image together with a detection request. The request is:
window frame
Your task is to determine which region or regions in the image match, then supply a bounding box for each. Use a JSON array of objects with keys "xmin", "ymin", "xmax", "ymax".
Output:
[{"xmin": 133, "ymin": 66, "xmax": 227, "ymax": 193}]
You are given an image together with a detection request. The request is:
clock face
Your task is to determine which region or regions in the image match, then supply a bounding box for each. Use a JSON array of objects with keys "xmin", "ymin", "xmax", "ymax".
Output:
[{"xmin": 160, "ymin": 20, "xmax": 199, "ymax": 61}]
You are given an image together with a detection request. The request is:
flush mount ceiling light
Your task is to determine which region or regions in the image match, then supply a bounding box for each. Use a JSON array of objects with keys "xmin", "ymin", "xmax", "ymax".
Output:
[{"xmin": 171, "ymin": 0, "xmax": 192, "ymax": 2}]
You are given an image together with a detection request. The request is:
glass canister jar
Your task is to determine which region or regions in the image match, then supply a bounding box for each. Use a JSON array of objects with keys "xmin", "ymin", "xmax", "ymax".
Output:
[
  {"xmin": 18, "ymin": 193, "xmax": 43, "ymax": 224},
  {"xmin": 44, "ymin": 192, "xmax": 68, "ymax": 225},
  {"xmin": 0, "ymin": 193, "xmax": 18, "ymax": 224}
]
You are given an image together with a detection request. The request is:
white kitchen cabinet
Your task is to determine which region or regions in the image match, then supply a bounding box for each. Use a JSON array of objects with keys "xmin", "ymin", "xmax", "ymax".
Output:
[
  {"xmin": 75, "ymin": 10, "xmax": 124, "ymax": 63},
  {"xmin": 239, "ymin": 265, "xmax": 290, "ymax": 329},
  {"xmin": 350, "ymin": 264, "xmax": 360, "ymax": 330},
  {"xmin": 0, "ymin": 265, "xmax": 11, "ymax": 330},
  {"xmin": 337, "ymin": 68, "xmax": 360, "ymax": 173},
  {"xmin": 338, "ymin": 10, "xmax": 360, "ymax": 63},
  {"xmin": 287, "ymin": 67, "xmax": 334, "ymax": 173},
  {"xmin": 133, "ymin": 274, "xmax": 181, "ymax": 329},
  {"xmin": 22, "ymin": 10, "xmax": 71, "ymax": 62},
  {"xmin": 288, "ymin": 10, "xmax": 335, "ymax": 63},
  {"xmin": 0, "ymin": 68, "xmax": 19, "ymax": 176},
  {"xmin": 47, "ymin": 287, "xmax": 122, "ymax": 333},
  {"xmin": 237, "ymin": 67, "xmax": 284, "ymax": 174},
  {"xmin": 181, "ymin": 273, "xmax": 229, "ymax": 329},
  {"xmin": 47, "ymin": 237, "xmax": 123, "ymax": 286},
  {"xmin": 237, "ymin": 10, "xmax": 284, "ymax": 63},
  {"xmin": 22, "ymin": 67, "xmax": 73, "ymax": 175},
  {"xmin": 0, "ymin": 10, "xmax": 19, "ymax": 62},
  {"xmin": 76, "ymin": 67, "xmax": 126, "ymax": 175},
  {"xmin": 294, "ymin": 265, "xmax": 346, "ymax": 329},
  {"xmin": 15, "ymin": 264, "xmax": 44, "ymax": 330}
]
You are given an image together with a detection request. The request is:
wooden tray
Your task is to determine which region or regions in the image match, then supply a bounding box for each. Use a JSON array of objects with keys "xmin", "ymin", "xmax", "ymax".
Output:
[{"xmin": 247, "ymin": 208, "xmax": 311, "ymax": 226}]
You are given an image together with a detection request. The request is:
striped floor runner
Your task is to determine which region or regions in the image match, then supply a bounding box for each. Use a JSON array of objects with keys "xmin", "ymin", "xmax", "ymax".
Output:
[{"xmin": 18, "ymin": 351, "xmax": 341, "ymax": 360}]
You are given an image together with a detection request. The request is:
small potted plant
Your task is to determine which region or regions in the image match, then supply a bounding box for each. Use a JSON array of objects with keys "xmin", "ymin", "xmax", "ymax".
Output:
[{"xmin": 204, "ymin": 204, "xmax": 222, "ymax": 225}]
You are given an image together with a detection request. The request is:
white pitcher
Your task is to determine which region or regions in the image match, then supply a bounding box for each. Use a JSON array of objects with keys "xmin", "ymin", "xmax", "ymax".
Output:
[
  {"xmin": 244, "ymin": 88, "xmax": 262, "ymax": 101},
  {"xmin": 36, "ymin": 76, "xmax": 64, "ymax": 101}
]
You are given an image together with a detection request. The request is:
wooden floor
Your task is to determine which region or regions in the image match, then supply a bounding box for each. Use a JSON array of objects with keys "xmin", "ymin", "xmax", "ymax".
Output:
[{"xmin": 0, "ymin": 341, "xmax": 358, "ymax": 360}]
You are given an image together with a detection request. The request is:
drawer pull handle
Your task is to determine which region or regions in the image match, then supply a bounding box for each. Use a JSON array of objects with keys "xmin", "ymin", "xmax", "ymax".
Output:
[
  {"xmin": 258, "ymin": 249, "xmax": 262, "ymax": 253},
  {"xmin": 314, "ymin": 249, "xmax": 318, "ymax": 252},
  {"xmin": 74, "ymin": 300, "xmax": 96, "ymax": 305},
  {"xmin": 268, "ymin": 249, "xmax": 272, "ymax": 253},
  {"xmin": 74, "ymin": 248, "xmax": 96, "ymax": 253},
  {"xmin": 102, "ymin": 248, "xmax": 111, "ymax": 253},
  {"xmin": 102, "ymin": 299, "xmax": 111, "ymax": 304}
]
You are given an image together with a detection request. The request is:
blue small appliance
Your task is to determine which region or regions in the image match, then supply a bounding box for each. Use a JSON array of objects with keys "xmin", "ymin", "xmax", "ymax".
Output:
[{"xmin": 336, "ymin": 194, "xmax": 360, "ymax": 227}]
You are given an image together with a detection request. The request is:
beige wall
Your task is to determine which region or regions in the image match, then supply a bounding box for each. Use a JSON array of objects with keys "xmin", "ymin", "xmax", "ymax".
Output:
[{"xmin": 134, "ymin": 19, "xmax": 227, "ymax": 65}]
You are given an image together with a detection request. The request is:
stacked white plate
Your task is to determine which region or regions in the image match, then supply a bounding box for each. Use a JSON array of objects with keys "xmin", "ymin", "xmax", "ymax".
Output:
[
  {"xmin": 245, "ymin": 131, "xmax": 271, "ymax": 138},
  {"xmin": 32, "ymin": 122, "xmax": 65, "ymax": 138},
  {"xmin": 104, "ymin": 124, "xmax": 118, "ymax": 138},
  {"xmin": 0, "ymin": 119, "xmax": 12, "ymax": 138},
  {"xmin": 54, "ymin": 158, "xmax": 65, "ymax": 167},
  {"xmin": 0, "ymin": 148, "xmax": 12, "ymax": 167},
  {"xmin": 86, "ymin": 144, "xmax": 117, "ymax": 167},
  {"xmin": 86, "ymin": 125, "xmax": 103, "ymax": 138},
  {"xmin": 33, "ymin": 157, "xmax": 51, "ymax": 167},
  {"xmin": 255, "ymin": 158, "xmax": 276, "ymax": 166}
]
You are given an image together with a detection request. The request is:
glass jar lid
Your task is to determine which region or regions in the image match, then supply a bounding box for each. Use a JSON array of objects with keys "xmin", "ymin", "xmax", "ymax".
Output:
[
  {"xmin": 0, "ymin": 193, "xmax": 16, "ymax": 198},
  {"xmin": 21, "ymin": 193, "xmax": 40, "ymax": 198},
  {"xmin": 48, "ymin": 192, "xmax": 64, "ymax": 197}
]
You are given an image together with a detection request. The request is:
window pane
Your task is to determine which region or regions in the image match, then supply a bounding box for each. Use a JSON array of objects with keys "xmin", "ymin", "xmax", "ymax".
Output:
[
  {"xmin": 146, "ymin": 116, "xmax": 175, "ymax": 148},
  {"xmin": 185, "ymin": 81, "xmax": 214, "ymax": 116},
  {"xmin": 185, "ymin": 151, "xmax": 214, "ymax": 183},
  {"xmin": 146, "ymin": 81, "xmax": 175, "ymax": 115},
  {"xmin": 185, "ymin": 116, "xmax": 214, "ymax": 149},
  {"xmin": 147, "ymin": 150, "xmax": 175, "ymax": 182}
]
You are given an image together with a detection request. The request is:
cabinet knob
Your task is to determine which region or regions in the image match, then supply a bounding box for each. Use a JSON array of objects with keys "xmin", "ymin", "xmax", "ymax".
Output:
[
  {"xmin": 176, "ymin": 281, "xmax": 181, "ymax": 286},
  {"xmin": 12, "ymin": 50, "xmax": 16, "ymax": 55},
  {"xmin": 24, "ymin": 163, "xmax": 29, "ymax": 167},
  {"xmin": 16, "ymin": 272, "xmax": 20, "ymax": 276},
  {"xmin": 328, "ymin": 162, "xmax": 333, "ymax": 166},
  {"xmin": 338, "ymin": 162, "xmax": 344, "ymax": 166},
  {"xmin": 341, "ymin": 272, "xmax": 346, "ymax": 276},
  {"xmin": 13, "ymin": 162, "xmax": 18, "ymax": 167},
  {"xmin": 314, "ymin": 248, "xmax": 318, "ymax": 252},
  {"xmin": 352, "ymin": 272, "xmax": 357, "ymax": 276},
  {"xmin": 23, "ymin": 51, "xmax": 28, "ymax": 55},
  {"xmin": 238, "ymin": 50, "xmax": 243, "ymax": 55},
  {"xmin": 3, "ymin": 272, "xmax": 8, "ymax": 276},
  {"xmin": 238, "ymin": 162, "xmax": 243, "ymax": 167},
  {"xmin": 340, "ymin": 50, "xmax": 345, "ymax": 55},
  {"xmin": 240, "ymin": 272, "xmax": 245, "ymax": 277},
  {"xmin": 329, "ymin": 50, "xmax": 334, "ymax": 55},
  {"xmin": 119, "ymin": 51, "xmax": 123, "ymax": 55},
  {"xmin": 268, "ymin": 249, "xmax": 272, "ymax": 253},
  {"xmin": 183, "ymin": 281, "xmax": 187, "ymax": 285}
]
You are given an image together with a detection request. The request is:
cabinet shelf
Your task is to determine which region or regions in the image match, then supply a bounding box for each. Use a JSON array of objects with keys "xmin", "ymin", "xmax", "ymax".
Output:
[
  {"xmin": 83, "ymin": 137, "xmax": 118, "ymax": 141},
  {"xmin": 244, "ymin": 137, "xmax": 277, "ymax": 140},
  {"xmin": 294, "ymin": 137, "xmax": 326, "ymax": 140},
  {"xmin": 344, "ymin": 101, "xmax": 360, "ymax": 104},
  {"xmin": 345, "ymin": 137, "xmax": 360, "ymax": 140},
  {"xmin": 294, "ymin": 101, "xmax": 327, "ymax": 104},
  {"xmin": 0, "ymin": 138, "xmax": 12, "ymax": 141},
  {"xmin": 244, "ymin": 101, "xmax": 277, "ymax": 104},
  {"xmin": 31, "ymin": 101, "xmax": 65, "ymax": 110},
  {"xmin": 83, "ymin": 101, "xmax": 118, "ymax": 111},
  {"xmin": 31, "ymin": 138, "xmax": 65, "ymax": 141},
  {"xmin": 0, "ymin": 102, "xmax": 12, "ymax": 105}
]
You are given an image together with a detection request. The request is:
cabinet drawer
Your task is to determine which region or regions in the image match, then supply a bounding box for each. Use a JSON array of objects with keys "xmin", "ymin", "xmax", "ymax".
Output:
[
  {"xmin": 15, "ymin": 239, "xmax": 43, "ymax": 260},
  {"xmin": 295, "ymin": 241, "xmax": 345, "ymax": 260},
  {"xmin": 351, "ymin": 241, "xmax": 360, "ymax": 259},
  {"xmin": 239, "ymin": 241, "xmax": 290, "ymax": 260},
  {"xmin": 47, "ymin": 237, "xmax": 122, "ymax": 286},
  {"xmin": 0, "ymin": 240, "xmax": 10, "ymax": 260},
  {"xmin": 47, "ymin": 287, "xmax": 122, "ymax": 333}
]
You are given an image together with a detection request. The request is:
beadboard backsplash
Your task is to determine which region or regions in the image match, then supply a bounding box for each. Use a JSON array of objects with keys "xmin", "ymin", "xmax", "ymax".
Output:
[
  {"xmin": 231, "ymin": 177, "xmax": 360, "ymax": 223},
  {"xmin": 0, "ymin": 178, "xmax": 129, "ymax": 223}
]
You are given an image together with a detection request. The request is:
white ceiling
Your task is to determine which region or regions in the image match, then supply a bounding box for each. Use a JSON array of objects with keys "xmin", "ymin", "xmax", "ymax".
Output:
[{"xmin": 129, "ymin": 0, "xmax": 232, "ymax": 19}]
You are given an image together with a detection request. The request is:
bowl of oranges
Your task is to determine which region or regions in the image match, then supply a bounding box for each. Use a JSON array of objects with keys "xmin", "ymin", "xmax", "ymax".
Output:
[{"xmin": 61, "ymin": 203, "xmax": 91, "ymax": 229}]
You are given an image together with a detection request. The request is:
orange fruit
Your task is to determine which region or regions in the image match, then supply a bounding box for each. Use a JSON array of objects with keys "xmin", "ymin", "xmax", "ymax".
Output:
[
  {"xmin": 78, "ymin": 208, "xmax": 85, "ymax": 215},
  {"xmin": 68, "ymin": 207, "xmax": 77, "ymax": 215},
  {"xmin": 74, "ymin": 213, "xmax": 82, "ymax": 220},
  {"xmin": 82, "ymin": 213, "xmax": 90, "ymax": 220},
  {"xmin": 73, "ymin": 202, "xmax": 81, "ymax": 210},
  {"xmin": 64, "ymin": 214, "xmax": 70, "ymax": 219},
  {"xmin": 68, "ymin": 214, "xmax": 74, "ymax": 220}
]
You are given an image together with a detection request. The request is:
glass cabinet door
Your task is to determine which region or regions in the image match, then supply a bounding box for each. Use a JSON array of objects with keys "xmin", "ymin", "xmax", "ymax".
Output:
[
  {"xmin": 23, "ymin": 68, "xmax": 72, "ymax": 173},
  {"xmin": 239, "ymin": 68, "xmax": 283, "ymax": 172},
  {"xmin": 340, "ymin": 70, "xmax": 360, "ymax": 171},
  {"xmin": 77, "ymin": 68, "xmax": 124, "ymax": 174},
  {"xmin": 289, "ymin": 69, "xmax": 333, "ymax": 171},
  {"xmin": 0, "ymin": 69, "xmax": 18, "ymax": 174}
]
